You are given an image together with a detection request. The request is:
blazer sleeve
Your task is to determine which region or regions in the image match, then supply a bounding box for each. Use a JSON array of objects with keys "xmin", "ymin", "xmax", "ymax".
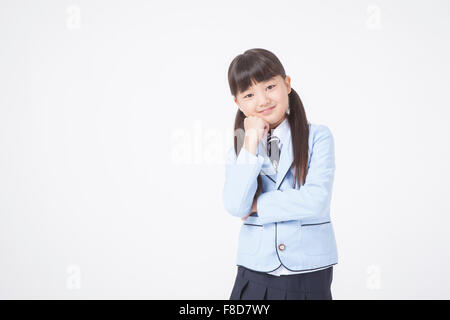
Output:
[
  {"xmin": 222, "ymin": 146, "xmax": 265, "ymax": 218},
  {"xmin": 253, "ymin": 125, "xmax": 336, "ymax": 225}
]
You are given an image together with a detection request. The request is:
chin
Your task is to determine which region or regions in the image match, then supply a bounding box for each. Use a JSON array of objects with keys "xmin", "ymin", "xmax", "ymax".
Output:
[{"xmin": 265, "ymin": 110, "xmax": 281, "ymax": 119}]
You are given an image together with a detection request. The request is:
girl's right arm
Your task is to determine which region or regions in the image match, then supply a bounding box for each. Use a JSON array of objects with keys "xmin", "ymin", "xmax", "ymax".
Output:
[
  {"xmin": 222, "ymin": 145, "xmax": 264, "ymax": 218},
  {"xmin": 222, "ymin": 116, "xmax": 268, "ymax": 218}
]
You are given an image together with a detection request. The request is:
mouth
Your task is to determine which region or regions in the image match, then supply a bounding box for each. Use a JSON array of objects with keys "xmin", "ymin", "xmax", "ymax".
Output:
[{"xmin": 259, "ymin": 106, "xmax": 276, "ymax": 114}]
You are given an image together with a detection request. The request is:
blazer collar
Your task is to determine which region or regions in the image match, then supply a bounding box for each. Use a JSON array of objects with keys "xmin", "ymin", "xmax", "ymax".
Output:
[{"xmin": 262, "ymin": 119, "xmax": 311, "ymax": 190}]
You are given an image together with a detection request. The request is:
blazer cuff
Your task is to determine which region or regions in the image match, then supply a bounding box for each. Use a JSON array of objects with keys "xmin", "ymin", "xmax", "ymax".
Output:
[{"xmin": 235, "ymin": 147, "xmax": 264, "ymax": 166}]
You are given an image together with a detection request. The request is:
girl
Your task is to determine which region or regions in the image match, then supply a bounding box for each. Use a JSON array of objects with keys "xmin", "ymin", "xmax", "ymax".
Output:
[{"xmin": 223, "ymin": 48, "xmax": 338, "ymax": 300}]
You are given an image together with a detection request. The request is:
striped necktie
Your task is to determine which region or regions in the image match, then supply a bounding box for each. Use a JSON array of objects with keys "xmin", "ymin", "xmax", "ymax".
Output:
[{"xmin": 267, "ymin": 131, "xmax": 281, "ymax": 171}]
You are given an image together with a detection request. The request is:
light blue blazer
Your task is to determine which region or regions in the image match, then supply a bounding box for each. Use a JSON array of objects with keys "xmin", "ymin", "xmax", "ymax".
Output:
[{"xmin": 223, "ymin": 122, "xmax": 338, "ymax": 272}]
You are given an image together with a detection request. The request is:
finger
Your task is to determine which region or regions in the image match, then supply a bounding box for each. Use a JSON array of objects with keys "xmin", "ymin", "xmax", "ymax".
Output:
[{"xmin": 263, "ymin": 124, "xmax": 269, "ymax": 137}]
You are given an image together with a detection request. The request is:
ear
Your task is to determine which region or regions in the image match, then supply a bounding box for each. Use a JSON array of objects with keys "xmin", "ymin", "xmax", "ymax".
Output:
[
  {"xmin": 233, "ymin": 96, "xmax": 243, "ymax": 113},
  {"xmin": 285, "ymin": 75, "xmax": 292, "ymax": 94}
]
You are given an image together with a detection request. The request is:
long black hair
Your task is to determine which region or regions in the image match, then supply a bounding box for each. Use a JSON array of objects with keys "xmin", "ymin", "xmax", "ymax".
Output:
[{"xmin": 227, "ymin": 48, "xmax": 310, "ymax": 198}]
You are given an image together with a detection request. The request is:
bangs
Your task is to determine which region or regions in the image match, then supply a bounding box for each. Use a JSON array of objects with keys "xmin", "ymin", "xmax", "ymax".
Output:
[{"xmin": 228, "ymin": 52, "xmax": 283, "ymax": 97}]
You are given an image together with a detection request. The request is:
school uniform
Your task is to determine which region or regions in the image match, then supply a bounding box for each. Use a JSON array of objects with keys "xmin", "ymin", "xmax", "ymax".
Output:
[{"xmin": 223, "ymin": 118, "xmax": 338, "ymax": 300}]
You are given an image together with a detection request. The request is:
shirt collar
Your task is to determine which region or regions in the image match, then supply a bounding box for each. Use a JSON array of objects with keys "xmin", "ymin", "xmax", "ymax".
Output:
[
  {"xmin": 270, "ymin": 116, "xmax": 290, "ymax": 149},
  {"xmin": 258, "ymin": 116, "xmax": 290, "ymax": 158}
]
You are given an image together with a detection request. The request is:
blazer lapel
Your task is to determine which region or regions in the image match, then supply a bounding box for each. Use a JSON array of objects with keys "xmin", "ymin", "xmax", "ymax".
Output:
[{"xmin": 275, "ymin": 130, "xmax": 293, "ymax": 190}]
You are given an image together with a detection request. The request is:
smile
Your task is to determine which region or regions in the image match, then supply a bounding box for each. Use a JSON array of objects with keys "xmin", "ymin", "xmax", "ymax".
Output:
[{"xmin": 260, "ymin": 106, "xmax": 275, "ymax": 114}]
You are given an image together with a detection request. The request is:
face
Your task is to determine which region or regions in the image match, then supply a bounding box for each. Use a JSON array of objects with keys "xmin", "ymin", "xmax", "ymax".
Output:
[{"xmin": 234, "ymin": 75, "xmax": 291, "ymax": 128}]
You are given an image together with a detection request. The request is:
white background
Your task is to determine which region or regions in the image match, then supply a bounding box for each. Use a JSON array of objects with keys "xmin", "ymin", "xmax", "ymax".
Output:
[{"xmin": 1, "ymin": 0, "xmax": 449, "ymax": 299}]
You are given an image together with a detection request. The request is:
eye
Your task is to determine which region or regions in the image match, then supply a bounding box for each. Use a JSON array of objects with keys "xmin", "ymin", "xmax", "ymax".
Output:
[{"xmin": 243, "ymin": 84, "xmax": 275, "ymax": 98}]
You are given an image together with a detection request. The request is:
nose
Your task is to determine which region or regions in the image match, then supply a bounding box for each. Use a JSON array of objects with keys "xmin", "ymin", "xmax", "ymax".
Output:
[{"xmin": 257, "ymin": 93, "xmax": 271, "ymax": 109}]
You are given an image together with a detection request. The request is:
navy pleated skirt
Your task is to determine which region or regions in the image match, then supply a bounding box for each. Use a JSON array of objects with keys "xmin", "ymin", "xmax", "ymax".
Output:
[{"xmin": 229, "ymin": 265, "xmax": 333, "ymax": 300}]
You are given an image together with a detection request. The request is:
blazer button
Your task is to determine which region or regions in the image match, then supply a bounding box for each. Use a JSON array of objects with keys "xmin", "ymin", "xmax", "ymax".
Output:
[{"xmin": 278, "ymin": 244, "xmax": 286, "ymax": 251}]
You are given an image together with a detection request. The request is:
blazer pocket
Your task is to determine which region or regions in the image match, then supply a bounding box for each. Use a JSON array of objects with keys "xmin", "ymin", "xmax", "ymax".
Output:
[
  {"xmin": 299, "ymin": 222, "xmax": 333, "ymax": 256},
  {"xmin": 237, "ymin": 224, "xmax": 263, "ymax": 255}
]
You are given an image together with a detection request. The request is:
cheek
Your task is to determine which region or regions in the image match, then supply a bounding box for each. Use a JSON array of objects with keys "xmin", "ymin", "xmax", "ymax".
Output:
[
  {"xmin": 274, "ymin": 92, "xmax": 288, "ymax": 108},
  {"xmin": 243, "ymin": 105, "xmax": 257, "ymax": 114},
  {"xmin": 272, "ymin": 91, "xmax": 285, "ymax": 102},
  {"xmin": 240, "ymin": 106, "xmax": 254, "ymax": 116}
]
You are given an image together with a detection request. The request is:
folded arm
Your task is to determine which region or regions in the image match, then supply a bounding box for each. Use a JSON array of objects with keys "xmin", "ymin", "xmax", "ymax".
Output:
[{"xmin": 251, "ymin": 125, "xmax": 336, "ymax": 225}]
